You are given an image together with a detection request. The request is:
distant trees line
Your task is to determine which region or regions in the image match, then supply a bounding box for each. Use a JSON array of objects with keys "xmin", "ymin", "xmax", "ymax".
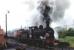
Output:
[{"xmin": 58, "ymin": 28, "xmax": 74, "ymax": 38}]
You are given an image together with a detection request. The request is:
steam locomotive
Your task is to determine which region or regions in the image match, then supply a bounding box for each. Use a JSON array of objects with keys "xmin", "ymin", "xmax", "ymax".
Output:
[{"xmin": 14, "ymin": 25, "xmax": 54, "ymax": 48}]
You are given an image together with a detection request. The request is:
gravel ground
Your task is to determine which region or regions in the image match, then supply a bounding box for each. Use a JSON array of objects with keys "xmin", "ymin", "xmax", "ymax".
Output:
[{"xmin": 3, "ymin": 38, "xmax": 74, "ymax": 50}]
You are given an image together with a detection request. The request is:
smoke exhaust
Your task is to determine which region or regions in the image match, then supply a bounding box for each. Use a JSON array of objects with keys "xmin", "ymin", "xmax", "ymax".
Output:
[{"xmin": 32, "ymin": 0, "xmax": 69, "ymax": 26}]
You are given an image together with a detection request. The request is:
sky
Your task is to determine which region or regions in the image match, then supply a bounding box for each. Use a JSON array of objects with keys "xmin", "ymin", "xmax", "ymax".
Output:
[{"xmin": 0, "ymin": 0, "xmax": 74, "ymax": 31}]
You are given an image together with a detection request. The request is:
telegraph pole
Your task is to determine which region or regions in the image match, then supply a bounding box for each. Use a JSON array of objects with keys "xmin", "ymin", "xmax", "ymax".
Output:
[
  {"xmin": 5, "ymin": 14, "xmax": 7, "ymax": 37},
  {"xmin": 5, "ymin": 11, "xmax": 10, "ymax": 37}
]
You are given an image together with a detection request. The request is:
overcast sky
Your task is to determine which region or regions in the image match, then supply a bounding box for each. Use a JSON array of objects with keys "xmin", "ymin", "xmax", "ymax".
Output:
[{"xmin": 0, "ymin": 0, "xmax": 74, "ymax": 31}]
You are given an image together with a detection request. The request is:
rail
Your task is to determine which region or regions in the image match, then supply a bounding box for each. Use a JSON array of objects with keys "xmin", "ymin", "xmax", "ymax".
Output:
[{"xmin": 26, "ymin": 47, "xmax": 74, "ymax": 50}]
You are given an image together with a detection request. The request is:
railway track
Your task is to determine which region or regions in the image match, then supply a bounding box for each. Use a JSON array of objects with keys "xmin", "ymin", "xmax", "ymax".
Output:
[
  {"xmin": 4, "ymin": 47, "xmax": 74, "ymax": 50},
  {"xmin": 2, "ymin": 38, "xmax": 74, "ymax": 50}
]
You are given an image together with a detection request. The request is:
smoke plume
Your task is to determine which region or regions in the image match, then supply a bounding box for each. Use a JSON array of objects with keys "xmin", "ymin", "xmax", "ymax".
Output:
[
  {"xmin": 23, "ymin": 0, "xmax": 69, "ymax": 27},
  {"xmin": 27, "ymin": 0, "xmax": 69, "ymax": 27}
]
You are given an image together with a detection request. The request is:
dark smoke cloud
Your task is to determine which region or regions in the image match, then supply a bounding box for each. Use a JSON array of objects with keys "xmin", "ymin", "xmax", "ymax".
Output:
[
  {"xmin": 35, "ymin": 0, "xmax": 70, "ymax": 27},
  {"xmin": 22, "ymin": 0, "xmax": 69, "ymax": 27},
  {"xmin": 38, "ymin": 0, "xmax": 69, "ymax": 23}
]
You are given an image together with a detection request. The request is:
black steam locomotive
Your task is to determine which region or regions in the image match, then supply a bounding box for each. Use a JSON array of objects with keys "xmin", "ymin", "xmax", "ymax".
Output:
[{"xmin": 15, "ymin": 24, "xmax": 54, "ymax": 48}]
